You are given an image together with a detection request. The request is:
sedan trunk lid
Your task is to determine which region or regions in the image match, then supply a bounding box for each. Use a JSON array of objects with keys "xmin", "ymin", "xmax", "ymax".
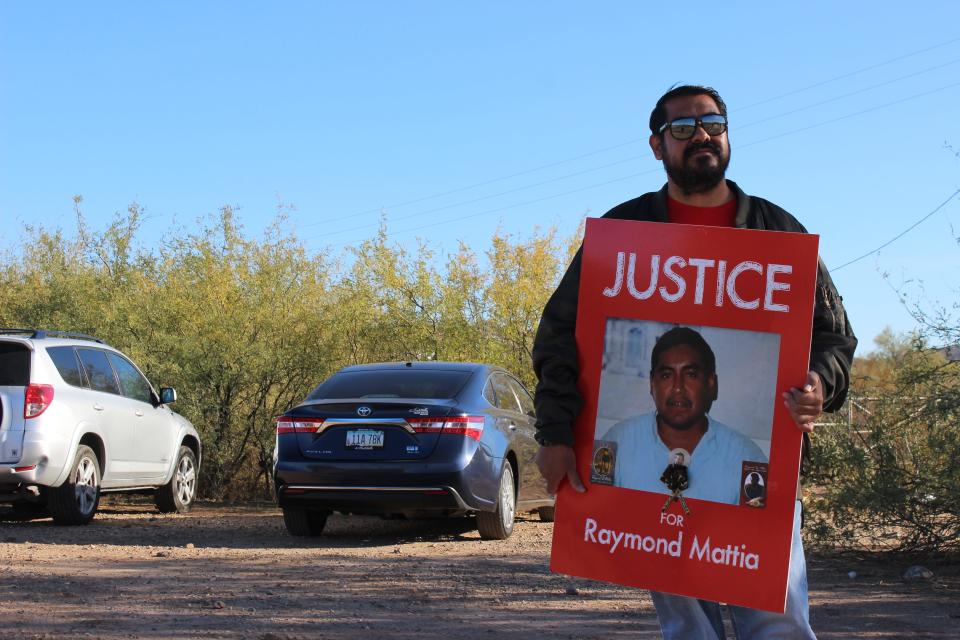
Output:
[{"xmin": 285, "ymin": 400, "xmax": 459, "ymax": 461}]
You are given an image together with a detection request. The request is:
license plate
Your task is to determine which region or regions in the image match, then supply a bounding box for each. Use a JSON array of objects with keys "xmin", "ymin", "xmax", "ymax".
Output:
[{"xmin": 345, "ymin": 429, "xmax": 384, "ymax": 449}]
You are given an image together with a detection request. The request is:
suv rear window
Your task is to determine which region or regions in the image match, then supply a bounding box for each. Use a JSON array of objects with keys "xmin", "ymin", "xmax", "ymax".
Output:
[
  {"xmin": 308, "ymin": 370, "xmax": 472, "ymax": 400},
  {"xmin": 0, "ymin": 342, "xmax": 30, "ymax": 386},
  {"xmin": 47, "ymin": 346, "xmax": 86, "ymax": 387}
]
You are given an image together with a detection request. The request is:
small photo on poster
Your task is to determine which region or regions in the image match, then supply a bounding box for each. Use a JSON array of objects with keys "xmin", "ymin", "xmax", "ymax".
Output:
[
  {"xmin": 592, "ymin": 319, "xmax": 779, "ymax": 507},
  {"xmin": 740, "ymin": 462, "xmax": 769, "ymax": 508},
  {"xmin": 590, "ymin": 440, "xmax": 617, "ymax": 486}
]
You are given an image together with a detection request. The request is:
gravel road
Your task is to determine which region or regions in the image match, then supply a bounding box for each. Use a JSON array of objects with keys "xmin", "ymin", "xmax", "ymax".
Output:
[{"xmin": 0, "ymin": 499, "xmax": 956, "ymax": 639}]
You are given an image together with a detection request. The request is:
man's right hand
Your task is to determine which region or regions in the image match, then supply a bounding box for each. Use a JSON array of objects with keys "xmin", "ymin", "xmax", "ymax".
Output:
[{"xmin": 535, "ymin": 444, "xmax": 586, "ymax": 495}]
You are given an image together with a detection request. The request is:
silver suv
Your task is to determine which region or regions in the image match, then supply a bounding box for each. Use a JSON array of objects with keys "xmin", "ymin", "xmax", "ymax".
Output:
[{"xmin": 0, "ymin": 329, "xmax": 201, "ymax": 525}]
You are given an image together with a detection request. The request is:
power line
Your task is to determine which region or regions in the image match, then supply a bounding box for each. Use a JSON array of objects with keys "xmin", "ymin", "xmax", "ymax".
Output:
[
  {"xmin": 832, "ymin": 189, "xmax": 960, "ymax": 271},
  {"xmin": 304, "ymin": 36, "xmax": 960, "ymax": 227},
  {"xmin": 737, "ymin": 81, "xmax": 960, "ymax": 149},
  {"xmin": 297, "ymin": 154, "xmax": 646, "ymax": 232},
  {"xmin": 308, "ymin": 137, "xmax": 648, "ymax": 224},
  {"xmin": 737, "ymin": 57, "xmax": 960, "ymax": 130},
  {"xmin": 735, "ymin": 35, "xmax": 960, "ymax": 111},
  {"xmin": 316, "ymin": 169, "xmax": 658, "ymax": 244},
  {"xmin": 310, "ymin": 73, "xmax": 960, "ymax": 238},
  {"xmin": 314, "ymin": 80, "xmax": 960, "ymax": 243}
]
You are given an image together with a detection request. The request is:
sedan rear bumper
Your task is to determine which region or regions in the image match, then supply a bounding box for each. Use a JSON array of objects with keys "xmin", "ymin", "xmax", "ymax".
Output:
[
  {"xmin": 276, "ymin": 483, "xmax": 476, "ymax": 514},
  {"xmin": 273, "ymin": 445, "xmax": 502, "ymax": 515}
]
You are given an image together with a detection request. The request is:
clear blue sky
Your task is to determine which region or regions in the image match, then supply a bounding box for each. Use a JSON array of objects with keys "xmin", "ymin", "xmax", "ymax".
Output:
[{"xmin": 2, "ymin": 2, "xmax": 959, "ymax": 353}]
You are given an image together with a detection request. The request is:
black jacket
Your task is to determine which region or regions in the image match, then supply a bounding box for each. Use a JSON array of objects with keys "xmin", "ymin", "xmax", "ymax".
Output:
[{"xmin": 532, "ymin": 181, "xmax": 857, "ymax": 446}]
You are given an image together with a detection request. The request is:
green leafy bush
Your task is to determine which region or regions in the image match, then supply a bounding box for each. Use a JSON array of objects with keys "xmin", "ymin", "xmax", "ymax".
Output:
[
  {"xmin": 0, "ymin": 201, "xmax": 576, "ymax": 499},
  {"xmin": 805, "ymin": 331, "xmax": 960, "ymax": 553}
]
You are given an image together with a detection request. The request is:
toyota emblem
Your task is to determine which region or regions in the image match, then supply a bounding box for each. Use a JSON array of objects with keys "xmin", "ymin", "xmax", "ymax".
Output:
[{"xmin": 357, "ymin": 406, "xmax": 372, "ymax": 417}]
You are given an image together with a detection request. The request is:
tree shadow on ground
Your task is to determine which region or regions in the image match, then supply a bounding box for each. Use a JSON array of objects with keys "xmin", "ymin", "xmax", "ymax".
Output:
[{"xmin": 0, "ymin": 498, "xmax": 542, "ymax": 550}]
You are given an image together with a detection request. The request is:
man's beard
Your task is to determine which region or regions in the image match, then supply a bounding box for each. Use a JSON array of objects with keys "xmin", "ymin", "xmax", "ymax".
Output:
[{"xmin": 663, "ymin": 141, "xmax": 730, "ymax": 195}]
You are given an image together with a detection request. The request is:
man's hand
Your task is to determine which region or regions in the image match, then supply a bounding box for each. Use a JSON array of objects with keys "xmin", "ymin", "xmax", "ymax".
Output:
[
  {"xmin": 783, "ymin": 371, "xmax": 824, "ymax": 433},
  {"xmin": 535, "ymin": 444, "xmax": 586, "ymax": 495}
]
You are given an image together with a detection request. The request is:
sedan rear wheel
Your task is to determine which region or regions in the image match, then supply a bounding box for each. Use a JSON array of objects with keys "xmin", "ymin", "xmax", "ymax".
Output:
[
  {"xmin": 477, "ymin": 463, "xmax": 516, "ymax": 540},
  {"xmin": 48, "ymin": 445, "xmax": 101, "ymax": 526},
  {"xmin": 282, "ymin": 507, "xmax": 330, "ymax": 537},
  {"xmin": 0, "ymin": 502, "xmax": 48, "ymax": 521}
]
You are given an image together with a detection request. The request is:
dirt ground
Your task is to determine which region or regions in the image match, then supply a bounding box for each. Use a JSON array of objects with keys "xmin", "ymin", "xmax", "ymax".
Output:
[{"xmin": 0, "ymin": 499, "xmax": 957, "ymax": 640}]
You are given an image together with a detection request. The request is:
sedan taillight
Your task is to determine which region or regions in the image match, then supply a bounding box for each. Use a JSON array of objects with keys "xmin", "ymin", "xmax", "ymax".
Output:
[
  {"xmin": 408, "ymin": 416, "xmax": 484, "ymax": 441},
  {"xmin": 276, "ymin": 416, "xmax": 324, "ymax": 434},
  {"xmin": 24, "ymin": 384, "xmax": 54, "ymax": 419}
]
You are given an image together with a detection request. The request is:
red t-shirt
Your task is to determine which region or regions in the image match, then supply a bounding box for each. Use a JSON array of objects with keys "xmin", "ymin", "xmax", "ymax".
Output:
[{"xmin": 667, "ymin": 196, "xmax": 736, "ymax": 227}]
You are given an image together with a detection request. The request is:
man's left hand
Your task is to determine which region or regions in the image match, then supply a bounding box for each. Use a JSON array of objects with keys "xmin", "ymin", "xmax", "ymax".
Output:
[{"xmin": 783, "ymin": 371, "xmax": 823, "ymax": 433}]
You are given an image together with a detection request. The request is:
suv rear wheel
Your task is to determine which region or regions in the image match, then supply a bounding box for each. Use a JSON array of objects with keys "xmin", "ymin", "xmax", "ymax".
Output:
[
  {"xmin": 155, "ymin": 446, "xmax": 198, "ymax": 513},
  {"xmin": 48, "ymin": 445, "xmax": 101, "ymax": 525},
  {"xmin": 282, "ymin": 507, "xmax": 329, "ymax": 536}
]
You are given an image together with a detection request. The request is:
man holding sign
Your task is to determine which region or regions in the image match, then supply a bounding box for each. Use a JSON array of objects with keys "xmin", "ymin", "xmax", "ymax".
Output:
[{"xmin": 532, "ymin": 85, "xmax": 857, "ymax": 638}]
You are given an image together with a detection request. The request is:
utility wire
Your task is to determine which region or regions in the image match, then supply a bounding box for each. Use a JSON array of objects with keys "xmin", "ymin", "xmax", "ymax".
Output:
[
  {"xmin": 735, "ymin": 35, "xmax": 960, "ymax": 111},
  {"xmin": 297, "ymin": 154, "xmax": 646, "ymax": 231},
  {"xmin": 737, "ymin": 81, "xmax": 960, "ymax": 149},
  {"xmin": 309, "ymin": 137, "xmax": 647, "ymax": 224},
  {"xmin": 312, "ymin": 80, "xmax": 960, "ymax": 243},
  {"xmin": 311, "ymin": 71, "xmax": 960, "ymax": 235},
  {"xmin": 312, "ymin": 63, "xmax": 960, "ymax": 236},
  {"xmin": 307, "ymin": 36, "xmax": 960, "ymax": 226},
  {"xmin": 737, "ymin": 57, "xmax": 960, "ymax": 130},
  {"xmin": 316, "ymin": 169, "xmax": 658, "ymax": 242},
  {"xmin": 832, "ymin": 189, "xmax": 960, "ymax": 271}
]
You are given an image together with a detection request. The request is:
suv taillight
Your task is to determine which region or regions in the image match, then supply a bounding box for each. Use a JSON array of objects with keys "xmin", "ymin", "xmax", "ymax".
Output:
[{"xmin": 24, "ymin": 384, "xmax": 54, "ymax": 419}]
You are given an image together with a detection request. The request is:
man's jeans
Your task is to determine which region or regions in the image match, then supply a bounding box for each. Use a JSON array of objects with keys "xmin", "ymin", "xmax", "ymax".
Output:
[{"xmin": 650, "ymin": 501, "xmax": 816, "ymax": 639}]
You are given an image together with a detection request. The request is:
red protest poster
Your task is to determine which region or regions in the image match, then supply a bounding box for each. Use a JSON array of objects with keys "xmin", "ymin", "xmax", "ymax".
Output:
[{"xmin": 549, "ymin": 218, "xmax": 819, "ymax": 613}]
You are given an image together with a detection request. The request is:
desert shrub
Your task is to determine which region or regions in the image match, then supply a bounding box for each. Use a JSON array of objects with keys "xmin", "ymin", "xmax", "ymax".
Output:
[
  {"xmin": 805, "ymin": 331, "xmax": 960, "ymax": 554},
  {"xmin": 0, "ymin": 202, "xmax": 573, "ymax": 499}
]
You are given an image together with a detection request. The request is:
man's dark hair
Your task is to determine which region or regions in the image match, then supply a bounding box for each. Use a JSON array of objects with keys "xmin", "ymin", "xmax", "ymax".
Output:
[
  {"xmin": 650, "ymin": 326, "xmax": 717, "ymax": 375},
  {"xmin": 649, "ymin": 85, "xmax": 728, "ymax": 136}
]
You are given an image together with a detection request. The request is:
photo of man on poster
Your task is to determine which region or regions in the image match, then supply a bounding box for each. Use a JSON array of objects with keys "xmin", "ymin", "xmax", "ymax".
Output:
[
  {"xmin": 744, "ymin": 472, "xmax": 766, "ymax": 501},
  {"xmin": 532, "ymin": 84, "xmax": 858, "ymax": 639},
  {"xmin": 600, "ymin": 326, "xmax": 768, "ymax": 505}
]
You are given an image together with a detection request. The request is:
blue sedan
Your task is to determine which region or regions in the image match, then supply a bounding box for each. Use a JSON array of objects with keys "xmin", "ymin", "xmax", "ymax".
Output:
[{"xmin": 273, "ymin": 362, "xmax": 554, "ymax": 539}]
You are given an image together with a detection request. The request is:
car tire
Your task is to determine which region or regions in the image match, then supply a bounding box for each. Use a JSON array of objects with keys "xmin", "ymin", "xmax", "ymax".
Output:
[
  {"xmin": 282, "ymin": 507, "xmax": 329, "ymax": 537},
  {"xmin": 537, "ymin": 505, "xmax": 556, "ymax": 522},
  {"xmin": 0, "ymin": 502, "xmax": 47, "ymax": 521},
  {"xmin": 12, "ymin": 500, "xmax": 48, "ymax": 518},
  {"xmin": 48, "ymin": 445, "xmax": 101, "ymax": 526},
  {"xmin": 477, "ymin": 463, "xmax": 516, "ymax": 540},
  {"xmin": 155, "ymin": 446, "xmax": 198, "ymax": 514}
]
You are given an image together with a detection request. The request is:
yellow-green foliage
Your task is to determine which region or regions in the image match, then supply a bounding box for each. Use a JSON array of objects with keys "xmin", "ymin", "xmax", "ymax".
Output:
[
  {"xmin": 0, "ymin": 205, "xmax": 575, "ymax": 498},
  {"xmin": 805, "ymin": 330, "xmax": 960, "ymax": 553}
]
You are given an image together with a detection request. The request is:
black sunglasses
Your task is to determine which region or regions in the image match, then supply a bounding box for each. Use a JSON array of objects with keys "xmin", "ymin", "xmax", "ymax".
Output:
[{"xmin": 658, "ymin": 114, "xmax": 728, "ymax": 140}]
